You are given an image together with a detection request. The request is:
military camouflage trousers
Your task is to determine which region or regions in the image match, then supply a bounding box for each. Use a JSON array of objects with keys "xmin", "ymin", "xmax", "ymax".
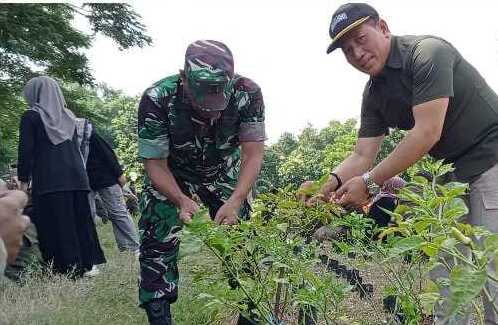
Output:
[{"xmin": 138, "ymin": 173, "xmax": 250, "ymax": 306}]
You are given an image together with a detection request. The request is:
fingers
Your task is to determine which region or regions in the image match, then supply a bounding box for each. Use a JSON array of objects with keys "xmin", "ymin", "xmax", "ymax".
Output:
[
  {"xmin": 305, "ymin": 194, "xmax": 327, "ymax": 207},
  {"xmin": 179, "ymin": 211, "xmax": 192, "ymax": 224},
  {"xmin": 223, "ymin": 217, "xmax": 237, "ymax": 225},
  {"xmin": 214, "ymin": 212, "xmax": 238, "ymax": 225},
  {"xmin": 0, "ymin": 190, "xmax": 28, "ymax": 208},
  {"xmin": 335, "ymin": 185, "xmax": 347, "ymax": 198},
  {"xmin": 213, "ymin": 209, "xmax": 224, "ymax": 224},
  {"xmin": 219, "ymin": 215, "xmax": 237, "ymax": 225}
]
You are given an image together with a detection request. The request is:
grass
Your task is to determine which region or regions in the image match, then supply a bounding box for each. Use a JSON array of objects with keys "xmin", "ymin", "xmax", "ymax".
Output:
[
  {"xmin": 1, "ymin": 218, "xmax": 478, "ymax": 324},
  {"xmin": 0, "ymin": 218, "xmax": 224, "ymax": 325}
]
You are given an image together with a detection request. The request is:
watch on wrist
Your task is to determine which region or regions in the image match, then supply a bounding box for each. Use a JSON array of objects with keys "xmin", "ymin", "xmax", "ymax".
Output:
[{"xmin": 361, "ymin": 171, "xmax": 381, "ymax": 197}]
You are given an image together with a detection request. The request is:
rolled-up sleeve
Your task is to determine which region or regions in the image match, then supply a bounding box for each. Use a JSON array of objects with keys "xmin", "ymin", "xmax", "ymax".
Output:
[
  {"xmin": 237, "ymin": 79, "xmax": 267, "ymax": 142},
  {"xmin": 137, "ymin": 94, "xmax": 170, "ymax": 160},
  {"xmin": 411, "ymin": 38, "xmax": 455, "ymax": 106}
]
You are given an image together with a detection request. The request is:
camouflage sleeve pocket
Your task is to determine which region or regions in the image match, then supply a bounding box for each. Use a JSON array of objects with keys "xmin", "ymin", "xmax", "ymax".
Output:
[
  {"xmin": 138, "ymin": 135, "xmax": 169, "ymax": 159},
  {"xmin": 138, "ymin": 116, "xmax": 170, "ymax": 160},
  {"xmin": 239, "ymin": 121, "xmax": 267, "ymax": 142}
]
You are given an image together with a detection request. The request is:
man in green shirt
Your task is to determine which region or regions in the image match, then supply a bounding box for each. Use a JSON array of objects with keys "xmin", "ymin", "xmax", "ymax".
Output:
[{"xmin": 317, "ymin": 3, "xmax": 498, "ymax": 324}]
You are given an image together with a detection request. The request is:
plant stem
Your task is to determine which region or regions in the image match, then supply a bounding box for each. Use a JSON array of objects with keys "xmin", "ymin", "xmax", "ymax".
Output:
[
  {"xmin": 273, "ymin": 267, "xmax": 285, "ymax": 319},
  {"xmin": 204, "ymin": 242, "xmax": 272, "ymax": 323}
]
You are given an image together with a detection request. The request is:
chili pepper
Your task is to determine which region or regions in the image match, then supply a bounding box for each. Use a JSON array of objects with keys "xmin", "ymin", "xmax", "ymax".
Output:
[{"xmin": 451, "ymin": 226, "xmax": 472, "ymax": 245}]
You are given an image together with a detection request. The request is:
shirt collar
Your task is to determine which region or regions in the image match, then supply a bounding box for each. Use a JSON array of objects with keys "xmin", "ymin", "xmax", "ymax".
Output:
[
  {"xmin": 384, "ymin": 36, "xmax": 402, "ymax": 69},
  {"xmin": 371, "ymin": 36, "xmax": 401, "ymax": 82}
]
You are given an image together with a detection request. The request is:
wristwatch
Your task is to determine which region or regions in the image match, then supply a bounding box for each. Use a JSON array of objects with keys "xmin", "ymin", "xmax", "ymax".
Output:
[{"xmin": 361, "ymin": 171, "xmax": 381, "ymax": 197}]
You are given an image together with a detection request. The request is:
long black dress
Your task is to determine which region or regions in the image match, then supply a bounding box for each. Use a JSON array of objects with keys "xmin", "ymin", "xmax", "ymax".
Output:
[{"xmin": 17, "ymin": 110, "xmax": 105, "ymax": 276}]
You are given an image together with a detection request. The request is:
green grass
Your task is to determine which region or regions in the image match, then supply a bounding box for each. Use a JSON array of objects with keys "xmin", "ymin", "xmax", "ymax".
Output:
[{"xmin": 0, "ymin": 218, "xmax": 226, "ymax": 325}]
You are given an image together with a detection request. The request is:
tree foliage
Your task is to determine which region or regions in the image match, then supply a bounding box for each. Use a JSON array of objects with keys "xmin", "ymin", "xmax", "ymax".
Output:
[
  {"xmin": 259, "ymin": 119, "xmax": 405, "ymax": 192},
  {"xmin": 0, "ymin": 3, "xmax": 151, "ymax": 172}
]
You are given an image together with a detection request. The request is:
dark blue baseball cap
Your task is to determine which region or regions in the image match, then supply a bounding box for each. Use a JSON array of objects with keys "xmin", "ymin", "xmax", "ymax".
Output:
[{"xmin": 326, "ymin": 3, "xmax": 379, "ymax": 54}]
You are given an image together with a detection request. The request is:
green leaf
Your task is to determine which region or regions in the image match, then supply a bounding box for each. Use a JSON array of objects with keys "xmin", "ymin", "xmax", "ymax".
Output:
[
  {"xmin": 388, "ymin": 236, "xmax": 424, "ymax": 257},
  {"xmin": 414, "ymin": 220, "xmax": 432, "ymax": 234},
  {"xmin": 177, "ymin": 235, "xmax": 203, "ymax": 260},
  {"xmin": 419, "ymin": 292, "xmax": 440, "ymax": 315},
  {"xmin": 378, "ymin": 227, "xmax": 405, "ymax": 240},
  {"xmin": 441, "ymin": 238, "xmax": 458, "ymax": 250},
  {"xmin": 484, "ymin": 234, "xmax": 498, "ymax": 252},
  {"xmin": 412, "ymin": 175, "xmax": 429, "ymax": 185},
  {"xmin": 273, "ymin": 262, "xmax": 290, "ymax": 270},
  {"xmin": 443, "ymin": 198, "xmax": 469, "ymax": 221},
  {"xmin": 276, "ymin": 223, "xmax": 288, "ymax": 233},
  {"xmin": 421, "ymin": 242, "xmax": 439, "ymax": 257},
  {"xmin": 197, "ymin": 292, "xmax": 215, "ymax": 300},
  {"xmin": 447, "ymin": 267, "xmax": 487, "ymax": 317}
]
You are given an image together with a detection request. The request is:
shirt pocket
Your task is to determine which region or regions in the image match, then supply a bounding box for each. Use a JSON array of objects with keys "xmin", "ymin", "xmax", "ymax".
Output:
[{"xmin": 482, "ymin": 190, "xmax": 498, "ymax": 210}]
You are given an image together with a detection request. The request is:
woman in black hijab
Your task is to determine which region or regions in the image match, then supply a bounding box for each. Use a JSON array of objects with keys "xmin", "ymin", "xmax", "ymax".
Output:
[{"xmin": 17, "ymin": 76, "xmax": 105, "ymax": 277}]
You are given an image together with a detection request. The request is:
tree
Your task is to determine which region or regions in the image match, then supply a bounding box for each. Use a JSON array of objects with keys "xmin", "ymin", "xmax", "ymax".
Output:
[
  {"xmin": 0, "ymin": 3, "xmax": 152, "ymax": 172},
  {"xmin": 258, "ymin": 132, "xmax": 298, "ymax": 192},
  {"xmin": 258, "ymin": 120, "xmax": 360, "ymax": 191},
  {"xmin": 109, "ymin": 93, "xmax": 141, "ymax": 184}
]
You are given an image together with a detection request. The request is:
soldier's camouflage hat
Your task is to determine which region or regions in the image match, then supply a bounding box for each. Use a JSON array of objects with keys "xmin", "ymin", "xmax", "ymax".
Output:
[{"xmin": 184, "ymin": 40, "xmax": 235, "ymax": 111}]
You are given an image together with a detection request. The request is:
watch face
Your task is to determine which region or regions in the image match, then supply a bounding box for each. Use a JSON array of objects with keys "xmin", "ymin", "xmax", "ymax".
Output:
[
  {"xmin": 362, "ymin": 172, "xmax": 380, "ymax": 196},
  {"xmin": 369, "ymin": 184, "xmax": 380, "ymax": 196}
]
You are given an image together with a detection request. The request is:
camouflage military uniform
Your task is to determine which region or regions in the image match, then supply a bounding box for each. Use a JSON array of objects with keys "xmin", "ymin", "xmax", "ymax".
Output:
[{"xmin": 137, "ymin": 65, "xmax": 266, "ymax": 306}]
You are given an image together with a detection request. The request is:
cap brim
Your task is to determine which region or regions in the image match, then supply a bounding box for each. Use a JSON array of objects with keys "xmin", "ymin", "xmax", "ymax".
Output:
[
  {"xmin": 326, "ymin": 16, "xmax": 371, "ymax": 54},
  {"xmin": 326, "ymin": 42, "xmax": 339, "ymax": 54},
  {"xmin": 197, "ymin": 93, "xmax": 229, "ymax": 111}
]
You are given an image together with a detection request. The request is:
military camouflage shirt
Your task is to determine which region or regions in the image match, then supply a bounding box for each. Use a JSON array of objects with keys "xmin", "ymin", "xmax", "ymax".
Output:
[{"xmin": 138, "ymin": 74, "xmax": 266, "ymax": 182}]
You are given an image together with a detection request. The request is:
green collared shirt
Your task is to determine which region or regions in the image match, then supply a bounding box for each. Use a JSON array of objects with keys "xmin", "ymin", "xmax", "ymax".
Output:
[{"xmin": 359, "ymin": 35, "xmax": 498, "ymax": 181}]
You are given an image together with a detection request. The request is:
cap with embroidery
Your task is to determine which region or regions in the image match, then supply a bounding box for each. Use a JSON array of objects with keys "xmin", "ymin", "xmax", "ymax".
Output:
[{"xmin": 326, "ymin": 3, "xmax": 379, "ymax": 54}]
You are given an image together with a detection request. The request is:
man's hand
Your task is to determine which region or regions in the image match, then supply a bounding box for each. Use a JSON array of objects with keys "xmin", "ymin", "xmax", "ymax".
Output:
[
  {"xmin": 178, "ymin": 196, "xmax": 199, "ymax": 224},
  {"xmin": 20, "ymin": 182, "xmax": 29, "ymax": 193},
  {"xmin": 214, "ymin": 198, "xmax": 241, "ymax": 225},
  {"xmin": 334, "ymin": 176, "xmax": 370, "ymax": 208},
  {"xmin": 297, "ymin": 181, "xmax": 314, "ymax": 203},
  {"xmin": 0, "ymin": 190, "xmax": 30, "ymax": 264},
  {"xmin": 118, "ymin": 174, "xmax": 127, "ymax": 187},
  {"xmin": 305, "ymin": 177, "xmax": 339, "ymax": 207}
]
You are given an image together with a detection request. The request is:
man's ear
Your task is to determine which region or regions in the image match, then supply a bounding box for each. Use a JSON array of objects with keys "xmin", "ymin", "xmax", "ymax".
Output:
[{"xmin": 378, "ymin": 19, "xmax": 390, "ymax": 37}]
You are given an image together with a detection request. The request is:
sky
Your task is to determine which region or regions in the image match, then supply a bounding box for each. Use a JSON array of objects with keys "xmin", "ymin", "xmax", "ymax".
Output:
[{"xmin": 83, "ymin": 0, "xmax": 498, "ymax": 143}]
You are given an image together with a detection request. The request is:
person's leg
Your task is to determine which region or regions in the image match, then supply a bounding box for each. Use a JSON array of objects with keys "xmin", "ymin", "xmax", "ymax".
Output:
[
  {"xmin": 433, "ymin": 164, "xmax": 498, "ymax": 324},
  {"xmin": 138, "ymin": 191, "xmax": 183, "ymax": 325},
  {"xmin": 98, "ymin": 184, "xmax": 139, "ymax": 252},
  {"xmin": 466, "ymin": 164, "xmax": 498, "ymax": 325},
  {"xmin": 32, "ymin": 192, "xmax": 84, "ymax": 275},
  {"xmin": 73, "ymin": 191, "xmax": 106, "ymax": 273}
]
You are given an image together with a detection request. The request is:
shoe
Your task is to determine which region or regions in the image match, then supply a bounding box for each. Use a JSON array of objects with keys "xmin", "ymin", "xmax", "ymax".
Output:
[
  {"xmin": 144, "ymin": 298, "xmax": 172, "ymax": 325},
  {"xmin": 298, "ymin": 305, "xmax": 317, "ymax": 325},
  {"xmin": 236, "ymin": 313, "xmax": 258, "ymax": 325},
  {"xmin": 83, "ymin": 265, "xmax": 100, "ymax": 278}
]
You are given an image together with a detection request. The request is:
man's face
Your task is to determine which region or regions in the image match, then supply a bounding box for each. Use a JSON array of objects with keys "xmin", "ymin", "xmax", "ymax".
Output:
[
  {"xmin": 182, "ymin": 73, "xmax": 232, "ymax": 122},
  {"xmin": 339, "ymin": 19, "xmax": 391, "ymax": 76}
]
